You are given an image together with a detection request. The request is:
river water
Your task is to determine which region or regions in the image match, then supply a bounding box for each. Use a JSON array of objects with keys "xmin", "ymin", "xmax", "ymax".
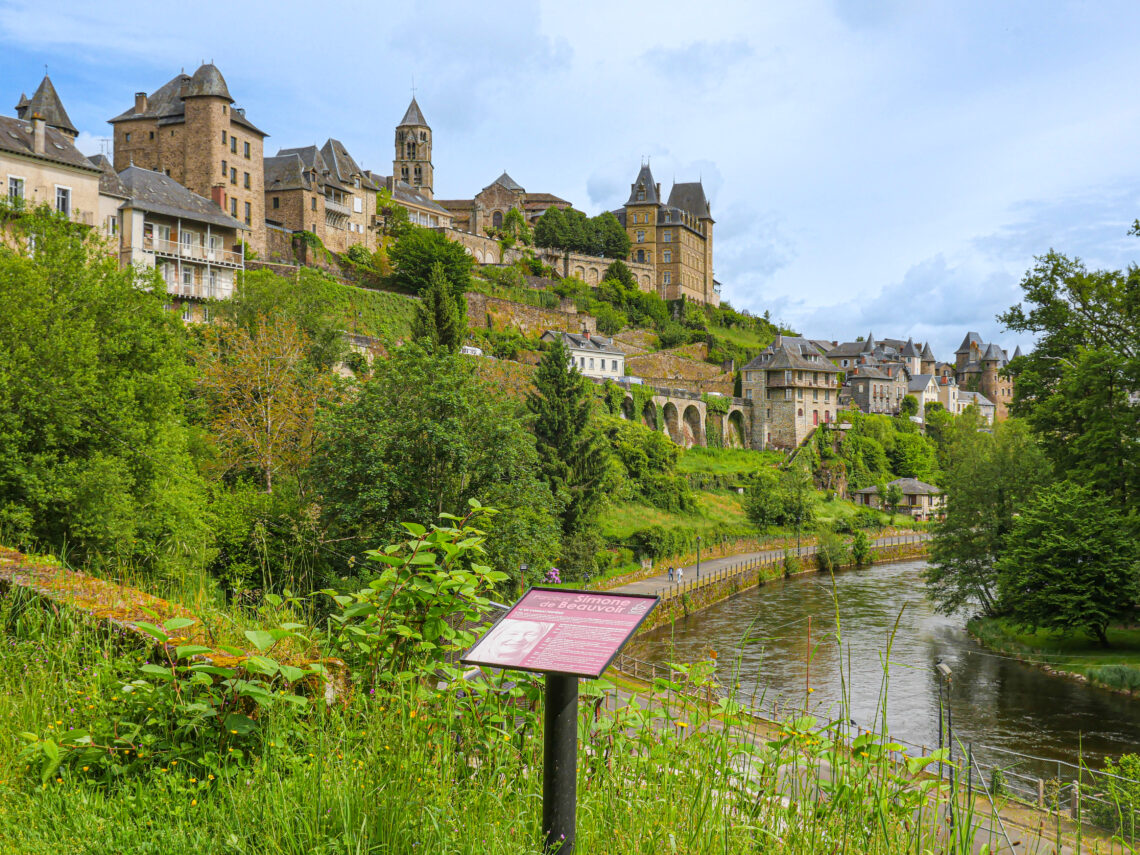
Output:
[{"xmin": 628, "ymin": 559, "xmax": 1140, "ymax": 778}]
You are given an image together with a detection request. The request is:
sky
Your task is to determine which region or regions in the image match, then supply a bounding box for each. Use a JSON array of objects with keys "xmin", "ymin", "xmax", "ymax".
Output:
[{"xmin": 4, "ymin": 0, "xmax": 1140, "ymax": 358}]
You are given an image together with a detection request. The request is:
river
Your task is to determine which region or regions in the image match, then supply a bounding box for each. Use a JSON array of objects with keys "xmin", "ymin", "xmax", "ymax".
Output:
[{"xmin": 628, "ymin": 559, "xmax": 1140, "ymax": 780}]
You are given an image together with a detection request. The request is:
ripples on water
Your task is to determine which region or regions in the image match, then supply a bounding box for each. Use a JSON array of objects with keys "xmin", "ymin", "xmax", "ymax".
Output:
[{"xmin": 629, "ymin": 560, "xmax": 1140, "ymax": 774}]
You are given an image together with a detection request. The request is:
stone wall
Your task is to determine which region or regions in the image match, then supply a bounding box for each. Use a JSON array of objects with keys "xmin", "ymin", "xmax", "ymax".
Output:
[
  {"xmin": 537, "ymin": 249, "xmax": 655, "ymax": 292},
  {"xmin": 626, "ymin": 350, "xmax": 733, "ymax": 394},
  {"xmin": 262, "ymin": 223, "xmax": 298, "ymax": 265},
  {"xmin": 465, "ymin": 291, "xmax": 597, "ymax": 337}
]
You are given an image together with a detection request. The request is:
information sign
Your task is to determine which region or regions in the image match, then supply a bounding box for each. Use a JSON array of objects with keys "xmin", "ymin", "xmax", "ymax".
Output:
[{"xmin": 461, "ymin": 587, "xmax": 657, "ymax": 678}]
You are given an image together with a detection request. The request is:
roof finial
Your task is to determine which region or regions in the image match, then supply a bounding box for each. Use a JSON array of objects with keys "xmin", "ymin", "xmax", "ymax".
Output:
[
  {"xmin": 411, "ymin": 75, "xmax": 416, "ymax": 98},
  {"xmin": 44, "ymin": 64, "xmax": 48, "ymax": 76}
]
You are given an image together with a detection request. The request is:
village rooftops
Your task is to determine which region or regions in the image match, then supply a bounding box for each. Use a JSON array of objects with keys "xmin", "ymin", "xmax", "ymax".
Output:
[
  {"xmin": 743, "ymin": 335, "xmax": 839, "ymax": 373},
  {"xmin": 907, "ymin": 373, "xmax": 935, "ymax": 392},
  {"xmin": 0, "ymin": 114, "xmax": 99, "ymax": 173},
  {"xmin": 542, "ymin": 330, "xmax": 623, "ymax": 356},
  {"xmin": 110, "ymin": 64, "xmax": 266, "ymax": 136},
  {"xmin": 15, "ymin": 75, "xmax": 77, "ymax": 136},
  {"xmin": 117, "ymin": 165, "xmax": 246, "ymax": 230},
  {"xmin": 853, "ymin": 478, "xmax": 941, "ymax": 497},
  {"xmin": 88, "ymin": 154, "xmax": 129, "ymax": 199}
]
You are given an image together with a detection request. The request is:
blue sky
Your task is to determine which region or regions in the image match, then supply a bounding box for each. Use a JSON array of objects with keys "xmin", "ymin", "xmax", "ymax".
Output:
[{"xmin": 4, "ymin": 0, "xmax": 1140, "ymax": 358}]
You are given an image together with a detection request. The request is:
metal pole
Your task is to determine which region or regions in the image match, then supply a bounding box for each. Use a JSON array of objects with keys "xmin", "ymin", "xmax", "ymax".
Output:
[
  {"xmin": 947, "ymin": 682, "xmax": 954, "ymax": 834},
  {"xmin": 697, "ymin": 536, "xmax": 701, "ymax": 579},
  {"xmin": 543, "ymin": 674, "xmax": 578, "ymax": 854}
]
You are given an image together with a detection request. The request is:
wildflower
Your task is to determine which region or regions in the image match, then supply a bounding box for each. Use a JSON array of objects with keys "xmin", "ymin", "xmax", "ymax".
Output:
[
  {"xmin": 230, "ymin": 730, "xmax": 238, "ymax": 735},
  {"xmin": 190, "ymin": 777, "xmax": 197, "ymax": 783},
  {"xmin": 191, "ymin": 799, "xmax": 197, "ymax": 806},
  {"xmin": 208, "ymin": 774, "xmax": 215, "ymax": 780},
  {"xmin": 82, "ymin": 767, "xmax": 89, "ymax": 772}
]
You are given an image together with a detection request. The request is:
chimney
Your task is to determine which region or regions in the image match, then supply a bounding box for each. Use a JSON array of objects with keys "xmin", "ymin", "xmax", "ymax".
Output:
[
  {"xmin": 134, "ymin": 92, "xmax": 148, "ymax": 113},
  {"xmin": 655, "ymin": 182, "xmax": 661, "ymax": 198},
  {"xmin": 211, "ymin": 185, "xmax": 225, "ymax": 208},
  {"xmin": 31, "ymin": 113, "xmax": 46, "ymax": 155}
]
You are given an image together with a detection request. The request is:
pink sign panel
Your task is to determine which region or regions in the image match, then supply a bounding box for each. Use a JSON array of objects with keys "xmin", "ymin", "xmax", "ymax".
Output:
[{"xmin": 461, "ymin": 587, "xmax": 659, "ymax": 678}]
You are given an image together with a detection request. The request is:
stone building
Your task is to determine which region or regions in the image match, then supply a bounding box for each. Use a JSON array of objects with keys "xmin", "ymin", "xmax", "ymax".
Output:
[
  {"xmin": 957, "ymin": 390, "xmax": 996, "ymax": 424},
  {"xmin": 954, "ymin": 332, "xmax": 1014, "ymax": 420},
  {"xmin": 393, "ymin": 97, "xmax": 433, "ymax": 198},
  {"xmin": 845, "ymin": 364, "xmax": 908, "ymax": 415},
  {"xmin": 852, "ymin": 478, "xmax": 945, "ymax": 521},
  {"xmin": 264, "ymin": 139, "xmax": 378, "ymax": 253},
  {"xmin": 613, "ymin": 163, "xmax": 717, "ymax": 305},
  {"xmin": 116, "ymin": 165, "xmax": 246, "ymax": 323},
  {"xmin": 541, "ymin": 329, "xmax": 625, "ymax": 380},
  {"xmin": 3, "ymin": 75, "xmax": 101, "ymax": 228},
  {"xmin": 437, "ymin": 171, "xmax": 572, "ymax": 235},
  {"xmin": 109, "ymin": 63, "xmax": 268, "ymax": 254},
  {"xmin": 741, "ymin": 335, "xmax": 840, "ymax": 449}
]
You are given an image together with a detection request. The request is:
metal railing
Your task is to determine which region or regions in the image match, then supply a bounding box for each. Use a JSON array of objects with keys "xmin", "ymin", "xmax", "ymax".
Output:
[
  {"xmin": 142, "ymin": 238, "xmax": 243, "ymax": 267},
  {"xmin": 652, "ymin": 533, "xmax": 929, "ymax": 601}
]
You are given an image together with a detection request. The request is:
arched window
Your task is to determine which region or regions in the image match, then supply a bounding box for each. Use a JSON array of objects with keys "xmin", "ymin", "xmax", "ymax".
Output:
[
  {"xmin": 406, "ymin": 141, "xmax": 416, "ymax": 159},
  {"xmin": 492, "ymin": 210, "xmax": 503, "ymax": 228}
]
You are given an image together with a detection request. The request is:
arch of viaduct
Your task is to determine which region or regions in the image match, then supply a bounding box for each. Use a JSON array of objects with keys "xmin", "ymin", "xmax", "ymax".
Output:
[{"xmin": 616, "ymin": 387, "xmax": 752, "ymax": 449}]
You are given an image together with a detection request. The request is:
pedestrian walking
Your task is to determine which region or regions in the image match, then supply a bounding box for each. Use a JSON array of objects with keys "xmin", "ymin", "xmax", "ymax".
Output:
[
  {"xmin": 667, "ymin": 566, "xmax": 674, "ymax": 584},
  {"xmin": 676, "ymin": 566, "xmax": 684, "ymax": 584}
]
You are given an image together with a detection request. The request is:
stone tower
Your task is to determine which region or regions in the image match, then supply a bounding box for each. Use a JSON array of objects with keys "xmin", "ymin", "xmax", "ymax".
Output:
[
  {"xmin": 623, "ymin": 163, "xmax": 661, "ymax": 284},
  {"xmin": 394, "ymin": 97, "xmax": 433, "ymax": 198}
]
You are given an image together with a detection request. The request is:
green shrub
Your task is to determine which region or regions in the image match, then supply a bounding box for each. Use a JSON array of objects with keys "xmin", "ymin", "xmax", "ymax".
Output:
[
  {"xmin": 1089, "ymin": 753, "xmax": 1140, "ymax": 839},
  {"xmin": 815, "ymin": 528, "xmax": 850, "ymax": 572},
  {"xmin": 1088, "ymin": 665, "xmax": 1140, "ymax": 693},
  {"xmin": 851, "ymin": 530, "xmax": 872, "ymax": 565}
]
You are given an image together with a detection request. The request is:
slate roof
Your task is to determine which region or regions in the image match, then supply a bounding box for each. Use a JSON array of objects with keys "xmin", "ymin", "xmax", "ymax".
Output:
[
  {"xmin": 487, "ymin": 172, "xmax": 524, "ymax": 193},
  {"xmin": 625, "ymin": 164, "xmax": 659, "ymax": 206},
  {"xmin": 853, "ymin": 478, "xmax": 941, "ymax": 496},
  {"xmin": 389, "ymin": 178, "xmax": 450, "ymax": 215},
  {"xmin": 398, "ymin": 97, "xmax": 428, "ymax": 127},
  {"xmin": 907, "ymin": 374, "xmax": 935, "ymax": 393},
  {"xmin": 0, "ymin": 115, "xmax": 98, "ymax": 172},
  {"xmin": 1012, "ymin": 345, "xmax": 1023, "ymax": 359},
  {"xmin": 849, "ymin": 366, "xmax": 892, "ymax": 380},
  {"xmin": 826, "ymin": 340, "xmax": 870, "ymax": 358},
  {"xmin": 921, "ymin": 341, "xmax": 936, "ymax": 361},
  {"xmin": 542, "ymin": 330, "xmax": 623, "ymax": 356},
  {"xmin": 956, "ymin": 331, "xmax": 983, "ymax": 354},
  {"xmin": 321, "ymin": 139, "xmax": 378, "ymax": 191},
  {"xmin": 982, "ymin": 342, "xmax": 1004, "ymax": 361},
  {"xmin": 958, "ymin": 390, "xmax": 995, "ymax": 408},
  {"xmin": 88, "ymin": 154, "xmax": 129, "ymax": 198},
  {"xmin": 667, "ymin": 181, "xmax": 712, "ymax": 220},
  {"xmin": 742, "ymin": 335, "xmax": 839, "ymax": 373},
  {"xmin": 902, "ymin": 338, "xmax": 920, "ymax": 358},
  {"xmin": 117, "ymin": 166, "xmax": 246, "ymax": 230},
  {"xmin": 863, "ymin": 333, "xmax": 876, "ymax": 352},
  {"xmin": 110, "ymin": 65, "xmax": 265, "ymax": 136},
  {"xmin": 14, "ymin": 75, "xmax": 77, "ymax": 135}
]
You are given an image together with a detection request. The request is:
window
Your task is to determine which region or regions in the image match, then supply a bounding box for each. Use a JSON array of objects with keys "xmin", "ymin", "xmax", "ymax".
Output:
[
  {"xmin": 209, "ymin": 269, "xmax": 218, "ymax": 297},
  {"xmin": 230, "ymin": 136, "xmax": 237, "ymax": 154},
  {"xmin": 272, "ymin": 196, "xmax": 279, "ymax": 209},
  {"xmin": 244, "ymin": 141, "xmax": 250, "ymax": 159},
  {"xmin": 663, "ymin": 231, "xmax": 673, "ymax": 243},
  {"xmin": 354, "ymin": 176, "xmax": 361, "ymax": 188},
  {"xmin": 588, "ymin": 358, "xmax": 594, "ymax": 370},
  {"xmin": 222, "ymin": 159, "xmax": 227, "ymax": 176},
  {"xmin": 663, "ymin": 249, "xmax": 671, "ymax": 263},
  {"xmin": 311, "ymin": 197, "xmax": 317, "ymax": 211},
  {"xmin": 243, "ymin": 172, "xmax": 250, "ymax": 189},
  {"xmin": 420, "ymin": 131, "xmax": 426, "ymax": 141},
  {"xmin": 406, "ymin": 141, "xmax": 415, "ymax": 159},
  {"xmin": 230, "ymin": 167, "xmax": 236, "ymax": 184},
  {"xmin": 181, "ymin": 302, "xmax": 192, "ymax": 322},
  {"xmin": 149, "ymin": 131, "xmax": 154, "ymax": 139},
  {"xmin": 202, "ymin": 305, "xmax": 211, "ymax": 323},
  {"xmin": 636, "ymin": 185, "xmax": 645, "ymax": 201},
  {"xmin": 244, "ymin": 201, "xmax": 251, "ymax": 225},
  {"xmin": 493, "ymin": 210, "xmax": 503, "ymax": 228},
  {"xmin": 230, "ymin": 198, "xmax": 237, "ymax": 217},
  {"xmin": 55, "ymin": 186, "xmax": 70, "ymax": 216},
  {"xmin": 353, "ymin": 197, "xmax": 362, "ymax": 213},
  {"xmin": 7, "ymin": 176, "xmax": 24, "ymax": 202},
  {"xmin": 611, "ymin": 360, "xmax": 618, "ymax": 371},
  {"xmin": 663, "ymin": 271, "xmax": 671, "ymax": 285},
  {"xmin": 636, "ymin": 230, "xmax": 644, "ymax": 243},
  {"xmin": 401, "ymin": 166, "xmax": 409, "ymax": 181},
  {"xmin": 125, "ymin": 132, "xmax": 132, "ymax": 142},
  {"xmin": 222, "ymin": 131, "xmax": 227, "ymax": 144},
  {"xmin": 636, "ymin": 249, "xmax": 644, "ymax": 263},
  {"xmin": 746, "ymin": 389, "xmax": 753, "ymax": 399},
  {"xmin": 182, "ymin": 267, "xmax": 193, "ymax": 286},
  {"xmin": 813, "ymin": 389, "xmax": 818, "ymax": 402}
]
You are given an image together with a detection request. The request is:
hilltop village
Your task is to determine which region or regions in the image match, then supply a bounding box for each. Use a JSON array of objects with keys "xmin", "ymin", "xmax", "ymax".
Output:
[{"xmin": 2, "ymin": 65, "xmax": 1016, "ymax": 458}]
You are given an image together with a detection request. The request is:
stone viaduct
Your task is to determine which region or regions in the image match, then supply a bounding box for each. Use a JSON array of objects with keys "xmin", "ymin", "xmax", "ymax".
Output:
[{"xmin": 608, "ymin": 381, "xmax": 753, "ymax": 449}]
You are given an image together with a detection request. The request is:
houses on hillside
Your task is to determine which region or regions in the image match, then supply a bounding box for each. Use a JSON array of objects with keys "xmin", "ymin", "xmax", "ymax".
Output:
[{"xmin": 541, "ymin": 330, "xmax": 626, "ymax": 379}]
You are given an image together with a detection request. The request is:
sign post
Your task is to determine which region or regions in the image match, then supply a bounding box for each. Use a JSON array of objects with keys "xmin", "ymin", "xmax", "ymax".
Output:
[{"xmin": 461, "ymin": 587, "xmax": 658, "ymax": 854}]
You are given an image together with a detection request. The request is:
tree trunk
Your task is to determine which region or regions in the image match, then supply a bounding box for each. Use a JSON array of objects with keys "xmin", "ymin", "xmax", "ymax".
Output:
[{"xmin": 1095, "ymin": 624, "xmax": 1110, "ymax": 648}]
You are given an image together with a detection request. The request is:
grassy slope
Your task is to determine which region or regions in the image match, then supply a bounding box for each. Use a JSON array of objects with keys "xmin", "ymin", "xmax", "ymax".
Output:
[
  {"xmin": 329, "ymin": 284, "xmax": 417, "ymax": 344},
  {"xmin": 969, "ymin": 618, "xmax": 1140, "ymax": 687}
]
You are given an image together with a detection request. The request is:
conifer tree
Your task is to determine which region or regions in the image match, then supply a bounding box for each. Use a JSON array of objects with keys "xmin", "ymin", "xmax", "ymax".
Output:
[
  {"xmin": 411, "ymin": 263, "xmax": 463, "ymax": 353},
  {"xmin": 526, "ymin": 339, "xmax": 608, "ymax": 548}
]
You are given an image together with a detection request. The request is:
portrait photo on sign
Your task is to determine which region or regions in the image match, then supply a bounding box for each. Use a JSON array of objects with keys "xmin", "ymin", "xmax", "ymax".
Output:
[{"xmin": 469, "ymin": 618, "xmax": 553, "ymax": 667}]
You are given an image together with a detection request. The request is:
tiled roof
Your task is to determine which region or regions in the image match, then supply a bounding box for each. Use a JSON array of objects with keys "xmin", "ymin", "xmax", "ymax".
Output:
[
  {"xmin": 853, "ymin": 477, "xmax": 941, "ymax": 496},
  {"xmin": 321, "ymin": 139, "xmax": 378, "ymax": 191},
  {"xmin": 264, "ymin": 153, "xmax": 309, "ymax": 192},
  {"xmin": 117, "ymin": 166, "xmax": 245, "ymax": 230},
  {"xmin": 542, "ymin": 330, "xmax": 623, "ymax": 356},
  {"xmin": 901, "ymin": 337, "xmax": 920, "ymax": 358},
  {"xmin": 921, "ymin": 341, "xmax": 936, "ymax": 361},
  {"xmin": 742, "ymin": 335, "xmax": 839, "ymax": 373},
  {"xmin": 958, "ymin": 390, "xmax": 994, "ymax": 407},
  {"xmin": 956, "ymin": 331, "xmax": 983, "ymax": 354},
  {"xmin": 88, "ymin": 154, "xmax": 129, "ymax": 198},
  {"xmin": 907, "ymin": 374, "xmax": 935, "ymax": 393},
  {"xmin": 826, "ymin": 341, "xmax": 868, "ymax": 358},
  {"xmin": 389, "ymin": 178, "xmax": 450, "ymax": 215},
  {"xmin": 487, "ymin": 172, "xmax": 524, "ymax": 193},
  {"xmin": 15, "ymin": 75, "xmax": 77, "ymax": 135},
  {"xmin": 0, "ymin": 115, "xmax": 98, "ymax": 172},
  {"xmin": 625, "ymin": 164, "xmax": 659, "ymax": 206},
  {"xmin": 185, "ymin": 63, "xmax": 232, "ymax": 101},
  {"xmin": 110, "ymin": 65, "xmax": 265, "ymax": 136},
  {"xmin": 398, "ymin": 97, "xmax": 428, "ymax": 128}
]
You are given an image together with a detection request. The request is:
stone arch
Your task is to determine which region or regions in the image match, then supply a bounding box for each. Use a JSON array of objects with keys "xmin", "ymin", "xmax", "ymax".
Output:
[
  {"xmin": 485, "ymin": 249, "xmax": 497, "ymax": 264},
  {"xmin": 587, "ymin": 267, "xmax": 599, "ymax": 284},
  {"xmin": 642, "ymin": 400, "xmax": 658, "ymax": 431},
  {"xmin": 492, "ymin": 210, "xmax": 503, "ymax": 228},
  {"xmin": 573, "ymin": 265, "xmax": 585, "ymax": 280},
  {"xmin": 474, "ymin": 249, "xmax": 484, "ymax": 263},
  {"xmin": 641, "ymin": 275, "xmax": 651, "ymax": 290},
  {"xmin": 662, "ymin": 402, "xmax": 681, "ymax": 444},
  {"xmin": 726, "ymin": 410, "xmax": 746, "ymax": 448},
  {"xmin": 682, "ymin": 404, "xmax": 704, "ymax": 448},
  {"xmin": 620, "ymin": 396, "xmax": 635, "ymax": 421}
]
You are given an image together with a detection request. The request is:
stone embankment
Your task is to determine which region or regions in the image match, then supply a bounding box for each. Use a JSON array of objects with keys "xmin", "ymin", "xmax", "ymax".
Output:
[{"xmin": 613, "ymin": 533, "xmax": 930, "ymax": 632}]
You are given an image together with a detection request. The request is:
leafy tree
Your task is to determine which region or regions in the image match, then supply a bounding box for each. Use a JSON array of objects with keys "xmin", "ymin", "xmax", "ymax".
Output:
[
  {"xmin": 498, "ymin": 207, "xmax": 533, "ymax": 247},
  {"xmin": 996, "ymin": 481, "xmax": 1140, "ymax": 647},
  {"xmin": 526, "ymin": 339, "xmax": 609, "ymax": 572},
  {"xmin": 745, "ymin": 469, "xmax": 785, "ymax": 528},
  {"xmin": 197, "ymin": 317, "xmax": 332, "ymax": 493},
  {"xmin": 597, "ymin": 211, "xmax": 631, "ymax": 259},
  {"xmin": 310, "ymin": 345, "xmax": 560, "ymax": 583},
  {"xmin": 1000, "ymin": 250, "xmax": 1140, "ymax": 506},
  {"xmin": 900, "ymin": 395, "xmax": 919, "ymax": 417},
  {"xmin": 604, "ymin": 260, "xmax": 636, "ymax": 289},
  {"xmin": 534, "ymin": 206, "xmax": 567, "ymax": 250},
  {"xmin": 851, "ymin": 530, "xmax": 872, "ymax": 565},
  {"xmin": 883, "ymin": 483, "xmax": 904, "ymax": 522},
  {"xmin": 411, "ymin": 263, "xmax": 464, "ymax": 353},
  {"xmin": 925, "ymin": 417, "xmax": 1052, "ymax": 616},
  {"xmin": 0, "ymin": 205, "xmax": 208, "ymax": 573},
  {"xmin": 389, "ymin": 225, "xmax": 473, "ymax": 301},
  {"xmin": 598, "ymin": 416, "xmax": 694, "ymax": 512},
  {"xmin": 592, "ymin": 302, "xmax": 627, "ymax": 335},
  {"xmin": 890, "ymin": 432, "xmax": 939, "ymax": 483},
  {"xmin": 781, "ymin": 464, "xmax": 816, "ymax": 545}
]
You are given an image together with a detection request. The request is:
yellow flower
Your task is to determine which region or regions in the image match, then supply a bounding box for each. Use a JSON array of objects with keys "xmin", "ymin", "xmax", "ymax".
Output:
[
  {"xmin": 55, "ymin": 777, "xmax": 62, "ymax": 783},
  {"xmin": 171, "ymin": 760, "xmax": 177, "ymax": 765},
  {"xmin": 208, "ymin": 774, "xmax": 215, "ymax": 780},
  {"xmin": 190, "ymin": 778, "xmax": 197, "ymax": 783},
  {"xmin": 191, "ymin": 799, "xmax": 197, "ymax": 807}
]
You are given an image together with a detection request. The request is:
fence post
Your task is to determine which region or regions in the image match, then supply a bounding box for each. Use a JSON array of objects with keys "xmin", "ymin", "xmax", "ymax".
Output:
[{"xmin": 1037, "ymin": 778, "xmax": 1045, "ymax": 808}]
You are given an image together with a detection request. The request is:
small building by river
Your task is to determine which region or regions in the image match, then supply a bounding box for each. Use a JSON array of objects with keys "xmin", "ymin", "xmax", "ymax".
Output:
[{"xmin": 852, "ymin": 477, "xmax": 944, "ymax": 521}]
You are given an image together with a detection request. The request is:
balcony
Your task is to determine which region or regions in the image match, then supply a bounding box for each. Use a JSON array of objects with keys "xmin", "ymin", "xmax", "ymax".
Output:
[
  {"xmin": 324, "ymin": 197, "xmax": 351, "ymax": 216},
  {"xmin": 163, "ymin": 280, "xmax": 234, "ymax": 301},
  {"xmin": 142, "ymin": 237, "xmax": 243, "ymax": 267}
]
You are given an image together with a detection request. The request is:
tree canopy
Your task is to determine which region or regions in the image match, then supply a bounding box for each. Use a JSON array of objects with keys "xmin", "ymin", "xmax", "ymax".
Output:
[
  {"xmin": 410, "ymin": 263, "xmax": 464, "ymax": 353},
  {"xmin": 533, "ymin": 207, "xmax": 630, "ymax": 259},
  {"xmin": 388, "ymin": 225, "xmax": 474, "ymax": 300}
]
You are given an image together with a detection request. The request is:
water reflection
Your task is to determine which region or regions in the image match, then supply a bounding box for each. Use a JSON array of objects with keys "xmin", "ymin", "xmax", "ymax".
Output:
[{"xmin": 629, "ymin": 560, "xmax": 1140, "ymax": 774}]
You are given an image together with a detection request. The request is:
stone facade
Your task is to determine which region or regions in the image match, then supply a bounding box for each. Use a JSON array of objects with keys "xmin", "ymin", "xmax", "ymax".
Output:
[
  {"xmin": 538, "ymin": 248, "xmax": 655, "ymax": 290},
  {"xmin": 954, "ymin": 332, "xmax": 1015, "ymax": 420},
  {"xmin": 614, "ymin": 164, "xmax": 718, "ymax": 306},
  {"xmin": 109, "ymin": 64, "xmax": 267, "ymax": 254},
  {"xmin": 541, "ymin": 330, "xmax": 625, "ymax": 379},
  {"xmin": 741, "ymin": 335, "xmax": 840, "ymax": 450},
  {"xmin": 393, "ymin": 98, "xmax": 433, "ymax": 198},
  {"xmin": 437, "ymin": 171, "xmax": 572, "ymax": 236},
  {"xmin": 465, "ymin": 291, "xmax": 596, "ymax": 337}
]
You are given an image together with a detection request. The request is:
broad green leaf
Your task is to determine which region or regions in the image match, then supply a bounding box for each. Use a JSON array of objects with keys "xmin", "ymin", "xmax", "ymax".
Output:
[
  {"xmin": 175, "ymin": 645, "xmax": 214, "ymax": 659},
  {"xmin": 279, "ymin": 665, "xmax": 307, "ymax": 683},
  {"xmin": 243, "ymin": 655, "xmax": 279, "ymax": 677},
  {"xmin": 223, "ymin": 713, "xmax": 258, "ymax": 735},
  {"xmin": 162, "ymin": 617, "xmax": 196, "ymax": 631},
  {"xmin": 243, "ymin": 630, "xmax": 275, "ymax": 652},
  {"xmin": 132, "ymin": 621, "xmax": 169, "ymax": 642}
]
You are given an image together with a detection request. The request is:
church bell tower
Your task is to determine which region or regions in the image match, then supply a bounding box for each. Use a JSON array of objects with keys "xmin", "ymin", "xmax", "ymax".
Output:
[{"xmin": 394, "ymin": 97, "xmax": 433, "ymax": 198}]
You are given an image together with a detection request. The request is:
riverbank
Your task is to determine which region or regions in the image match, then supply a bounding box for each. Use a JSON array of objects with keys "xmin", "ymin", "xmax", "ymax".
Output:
[
  {"xmin": 968, "ymin": 617, "xmax": 1140, "ymax": 696},
  {"xmin": 613, "ymin": 533, "xmax": 930, "ymax": 631}
]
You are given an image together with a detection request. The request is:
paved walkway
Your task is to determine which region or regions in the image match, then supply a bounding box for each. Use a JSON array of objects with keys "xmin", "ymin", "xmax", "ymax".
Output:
[{"xmin": 613, "ymin": 533, "xmax": 930, "ymax": 596}]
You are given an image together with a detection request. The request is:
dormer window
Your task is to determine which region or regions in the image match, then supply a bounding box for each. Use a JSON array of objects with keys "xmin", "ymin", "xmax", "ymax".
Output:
[{"xmin": 636, "ymin": 185, "xmax": 645, "ymax": 202}]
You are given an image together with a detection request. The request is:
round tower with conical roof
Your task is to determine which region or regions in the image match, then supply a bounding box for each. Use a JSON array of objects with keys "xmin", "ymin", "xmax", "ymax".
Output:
[{"xmin": 394, "ymin": 97, "xmax": 433, "ymax": 198}]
